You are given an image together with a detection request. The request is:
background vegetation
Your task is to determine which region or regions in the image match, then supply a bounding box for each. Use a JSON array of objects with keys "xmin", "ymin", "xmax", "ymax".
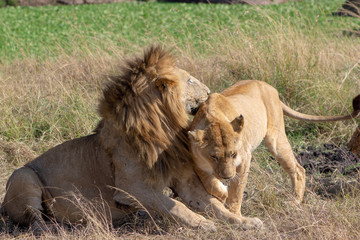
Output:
[
  {"xmin": 0, "ymin": 0, "xmax": 360, "ymax": 239},
  {"xmin": 0, "ymin": 0, "xmax": 358, "ymax": 62}
]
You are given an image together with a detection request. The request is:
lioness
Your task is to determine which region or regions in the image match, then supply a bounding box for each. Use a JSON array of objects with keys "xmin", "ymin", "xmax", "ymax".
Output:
[
  {"xmin": 1, "ymin": 46, "xmax": 261, "ymax": 232},
  {"xmin": 189, "ymin": 80, "xmax": 360, "ymax": 224}
]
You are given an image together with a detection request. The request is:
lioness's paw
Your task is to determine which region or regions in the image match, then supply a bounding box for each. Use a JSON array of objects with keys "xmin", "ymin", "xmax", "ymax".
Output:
[
  {"xmin": 214, "ymin": 192, "xmax": 228, "ymax": 203},
  {"xmin": 241, "ymin": 217, "xmax": 263, "ymax": 230},
  {"xmin": 198, "ymin": 219, "xmax": 217, "ymax": 232}
]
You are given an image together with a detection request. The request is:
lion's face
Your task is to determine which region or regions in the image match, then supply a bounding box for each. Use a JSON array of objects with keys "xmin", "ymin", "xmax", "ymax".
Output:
[
  {"xmin": 189, "ymin": 115, "xmax": 244, "ymax": 180},
  {"xmin": 175, "ymin": 68, "xmax": 210, "ymax": 115}
]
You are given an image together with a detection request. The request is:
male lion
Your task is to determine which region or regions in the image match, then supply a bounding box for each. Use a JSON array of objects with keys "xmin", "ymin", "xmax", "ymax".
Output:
[
  {"xmin": 1, "ymin": 46, "xmax": 261, "ymax": 232},
  {"xmin": 189, "ymin": 80, "xmax": 360, "ymax": 226}
]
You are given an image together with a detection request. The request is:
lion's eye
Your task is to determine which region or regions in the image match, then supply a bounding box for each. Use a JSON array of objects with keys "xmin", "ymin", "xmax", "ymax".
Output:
[
  {"xmin": 230, "ymin": 152, "xmax": 237, "ymax": 158},
  {"xmin": 211, "ymin": 155, "xmax": 219, "ymax": 162}
]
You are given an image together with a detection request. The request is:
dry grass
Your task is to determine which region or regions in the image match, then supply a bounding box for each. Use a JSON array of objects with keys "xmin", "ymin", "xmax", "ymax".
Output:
[
  {"xmin": 1, "ymin": 10, "xmax": 360, "ymax": 239},
  {"xmin": 1, "ymin": 156, "xmax": 360, "ymax": 239}
]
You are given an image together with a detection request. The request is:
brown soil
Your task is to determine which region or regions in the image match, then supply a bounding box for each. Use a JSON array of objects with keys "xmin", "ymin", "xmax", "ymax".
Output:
[{"xmin": 297, "ymin": 144, "xmax": 360, "ymax": 198}]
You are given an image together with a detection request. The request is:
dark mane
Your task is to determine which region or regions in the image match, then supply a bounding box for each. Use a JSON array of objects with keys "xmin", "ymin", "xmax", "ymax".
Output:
[{"xmin": 98, "ymin": 45, "xmax": 191, "ymax": 185}]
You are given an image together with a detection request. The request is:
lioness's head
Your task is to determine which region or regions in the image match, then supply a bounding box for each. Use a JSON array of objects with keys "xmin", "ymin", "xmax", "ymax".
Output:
[{"xmin": 189, "ymin": 114, "xmax": 244, "ymax": 180}]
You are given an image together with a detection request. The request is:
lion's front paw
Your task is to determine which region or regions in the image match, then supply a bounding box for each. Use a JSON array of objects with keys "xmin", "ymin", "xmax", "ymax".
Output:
[{"xmin": 240, "ymin": 217, "xmax": 263, "ymax": 230}]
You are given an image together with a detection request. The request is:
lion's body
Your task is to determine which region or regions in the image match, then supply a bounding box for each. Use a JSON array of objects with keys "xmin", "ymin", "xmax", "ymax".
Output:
[
  {"xmin": 5, "ymin": 135, "xmax": 125, "ymax": 225},
  {"xmin": 2, "ymin": 47, "xmax": 264, "ymax": 231},
  {"xmin": 189, "ymin": 80, "xmax": 359, "ymax": 226}
]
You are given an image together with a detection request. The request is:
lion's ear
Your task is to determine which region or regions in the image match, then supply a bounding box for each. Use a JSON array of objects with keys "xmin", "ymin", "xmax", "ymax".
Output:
[
  {"xmin": 155, "ymin": 76, "xmax": 175, "ymax": 91},
  {"xmin": 231, "ymin": 115, "xmax": 244, "ymax": 133},
  {"xmin": 188, "ymin": 130, "xmax": 205, "ymax": 145}
]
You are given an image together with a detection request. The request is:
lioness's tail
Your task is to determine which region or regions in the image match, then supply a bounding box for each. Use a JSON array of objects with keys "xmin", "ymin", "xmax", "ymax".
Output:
[{"xmin": 281, "ymin": 95, "xmax": 360, "ymax": 122}]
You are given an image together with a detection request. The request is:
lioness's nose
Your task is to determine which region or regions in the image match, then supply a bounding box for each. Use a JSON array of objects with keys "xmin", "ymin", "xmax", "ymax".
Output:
[
  {"xmin": 219, "ymin": 173, "xmax": 235, "ymax": 180},
  {"xmin": 222, "ymin": 175, "xmax": 233, "ymax": 180}
]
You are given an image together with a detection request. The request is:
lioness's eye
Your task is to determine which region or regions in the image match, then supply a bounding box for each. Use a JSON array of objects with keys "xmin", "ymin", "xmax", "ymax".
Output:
[
  {"xmin": 230, "ymin": 152, "xmax": 237, "ymax": 158},
  {"xmin": 187, "ymin": 78, "xmax": 193, "ymax": 84}
]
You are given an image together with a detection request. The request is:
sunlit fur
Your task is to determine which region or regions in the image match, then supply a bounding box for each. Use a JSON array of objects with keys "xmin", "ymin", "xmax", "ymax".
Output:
[{"xmin": 189, "ymin": 80, "xmax": 359, "ymax": 227}]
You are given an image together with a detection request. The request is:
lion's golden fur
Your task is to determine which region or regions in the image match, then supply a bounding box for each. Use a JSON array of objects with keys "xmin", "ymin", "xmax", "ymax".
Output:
[{"xmin": 98, "ymin": 46, "xmax": 191, "ymax": 185}]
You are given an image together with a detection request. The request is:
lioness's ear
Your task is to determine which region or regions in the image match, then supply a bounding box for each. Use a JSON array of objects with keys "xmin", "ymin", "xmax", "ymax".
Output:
[
  {"xmin": 188, "ymin": 130, "xmax": 204, "ymax": 145},
  {"xmin": 231, "ymin": 115, "xmax": 244, "ymax": 133},
  {"xmin": 155, "ymin": 76, "xmax": 175, "ymax": 91}
]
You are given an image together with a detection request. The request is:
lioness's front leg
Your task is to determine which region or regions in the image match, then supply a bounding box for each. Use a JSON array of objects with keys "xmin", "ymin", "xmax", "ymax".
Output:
[
  {"xmin": 226, "ymin": 155, "xmax": 251, "ymax": 215},
  {"xmin": 172, "ymin": 166, "xmax": 263, "ymax": 230},
  {"xmin": 222, "ymin": 155, "xmax": 262, "ymax": 229},
  {"xmin": 194, "ymin": 166, "xmax": 228, "ymax": 203}
]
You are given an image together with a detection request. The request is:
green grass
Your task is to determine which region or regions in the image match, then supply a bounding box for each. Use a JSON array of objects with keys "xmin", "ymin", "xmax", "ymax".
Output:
[{"xmin": 0, "ymin": 0, "xmax": 358, "ymax": 62}]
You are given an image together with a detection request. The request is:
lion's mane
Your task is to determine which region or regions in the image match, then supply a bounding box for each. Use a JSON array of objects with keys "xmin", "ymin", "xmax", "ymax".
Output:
[{"xmin": 97, "ymin": 46, "xmax": 191, "ymax": 185}]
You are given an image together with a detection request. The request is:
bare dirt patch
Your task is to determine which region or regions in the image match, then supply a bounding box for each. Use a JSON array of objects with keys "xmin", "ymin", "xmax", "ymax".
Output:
[{"xmin": 297, "ymin": 144, "xmax": 360, "ymax": 198}]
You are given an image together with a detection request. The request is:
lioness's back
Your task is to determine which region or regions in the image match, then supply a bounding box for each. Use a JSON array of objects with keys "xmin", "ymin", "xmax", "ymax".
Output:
[{"xmin": 221, "ymin": 80, "xmax": 279, "ymax": 100}]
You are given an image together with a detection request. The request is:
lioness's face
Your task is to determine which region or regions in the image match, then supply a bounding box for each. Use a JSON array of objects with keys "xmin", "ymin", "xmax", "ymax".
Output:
[
  {"xmin": 189, "ymin": 116, "xmax": 244, "ymax": 180},
  {"xmin": 175, "ymin": 68, "xmax": 210, "ymax": 115}
]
